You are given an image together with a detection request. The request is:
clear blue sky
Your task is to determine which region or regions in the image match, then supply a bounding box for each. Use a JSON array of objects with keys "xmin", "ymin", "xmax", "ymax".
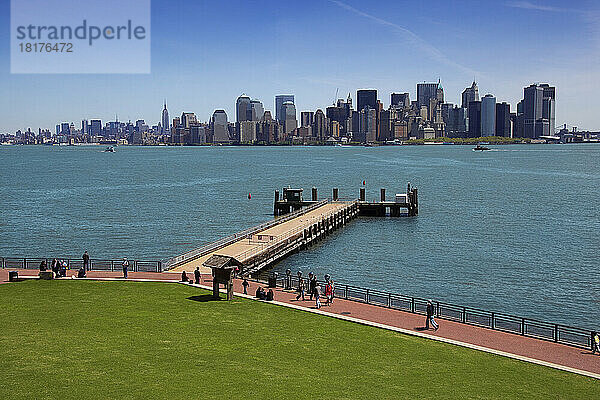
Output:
[{"xmin": 1, "ymin": 0, "xmax": 599, "ymax": 132}]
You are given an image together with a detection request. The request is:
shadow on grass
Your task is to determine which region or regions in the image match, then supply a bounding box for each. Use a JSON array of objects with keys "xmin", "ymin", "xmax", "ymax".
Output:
[{"xmin": 186, "ymin": 295, "xmax": 221, "ymax": 303}]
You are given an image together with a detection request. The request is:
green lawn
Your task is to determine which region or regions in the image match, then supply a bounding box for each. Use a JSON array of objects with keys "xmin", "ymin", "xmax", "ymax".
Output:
[{"xmin": 0, "ymin": 281, "xmax": 596, "ymax": 399}]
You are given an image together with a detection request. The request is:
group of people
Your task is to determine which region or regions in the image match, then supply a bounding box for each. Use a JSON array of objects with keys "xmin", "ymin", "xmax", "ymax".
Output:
[
  {"xmin": 40, "ymin": 252, "xmax": 133, "ymax": 279},
  {"xmin": 296, "ymin": 271, "xmax": 334, "ymax": 309},
  {"xmin": 255, "ymin": 286, "xmax": 274, "ymax": 301}
]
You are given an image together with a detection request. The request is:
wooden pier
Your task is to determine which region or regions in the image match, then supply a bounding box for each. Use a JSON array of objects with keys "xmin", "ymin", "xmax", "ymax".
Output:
[{"xmin": 165, "ymin": 183, "xmax": 417, "ymax": 275}]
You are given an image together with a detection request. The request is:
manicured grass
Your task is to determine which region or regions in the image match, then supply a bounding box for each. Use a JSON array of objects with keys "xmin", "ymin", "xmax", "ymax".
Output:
[{"xmin": 0, "ymin": 281, "xmax": 596, "ymax": 399}]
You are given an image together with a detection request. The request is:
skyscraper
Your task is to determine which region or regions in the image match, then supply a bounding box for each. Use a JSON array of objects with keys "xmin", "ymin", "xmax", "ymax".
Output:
[
  {"xmin": 357, "ymin": 89, "xmax": 377, "ymax": 110},
  {"xmin": 314, "ymin": 109, "xmax": 327, "ymax": 139},
  {"xmin": 161, "ymin": 101, "xmax": 170, "ymax": 135},
  {"xmin": 236, "ymin": 95, "xmax": 252, "ymax": 123},
  {"xmin": 522, "ymin": 83, "xmax": 555, "ymax": 138},
  {"xmin": 212, "ymin": 110, "xmax": 229, "ymax": 143},
  {"xmin": 481, "ymin": 94, "xmax": 496, "ymax": 136},
  {"xmin": 250, "ymin": 99, "xmax": 264, "ymax": 121},
  {"xmin": 468, "ymin": 101, "xmax": 481, "ymax": 138},
  {"xmin": 300, "ymin": 111, "xmax": 314, "ymax": 128},
  {"xmin": 391, "ymin": 93, "xmax": 410, "ymax": 107},
  {"xmin": 282, "ymin": 101, "xmax": 297, "ymax": 136},
  {"xmin": 461, "ymin": 81, "xmax": 480, "ymax": 108},
  {"xmin": 495, "ymin": 102, "xmax": 511, "ymax": 137},
  {"xmin": 275, "ymin": 95, "xmax": 295, "ymax": 123},
  {"xmin": 417, "ymin": 82, "xmax": 440, "ymax": 108}
]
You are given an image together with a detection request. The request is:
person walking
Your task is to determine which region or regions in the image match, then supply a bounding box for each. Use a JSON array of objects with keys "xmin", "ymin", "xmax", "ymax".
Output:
[
  {"xmin": 296, "ymin": 275, "xmax": 305, "ymax": 301},
  {"xmin": 242, "ymin": 278, "xmax": 249, "ymax": 294},
  {"xmin": 82, "ymin": 251, "xmax": 90, "ymax": 272},
  {"xmin": 324, "ymin": 280, "xmax": 333, "ymax": 306},
  {"xmin": 426, "ymin": 300, "xmax": 439, "ymax": 331},
  {"xmin": 51, "ymin": 258, "xmax": 59, "ymax": 277},
  {"xmin": 122, "ymin": 257, "xmax": 129, "ymax": 279},
  {"xmin": 592, "ymin": 332, "xmax": 600, "ymax": 355},
  {"xmin": 314, "ymin": 282, "xmax": 322, "ymax": 309},
  {"xmin": 309, "ymin": 272, "xmax": 316, "ymax": 301},
  {"xmin": 194, "ymin": 267, "xmax": 201, "ymax": 285}
]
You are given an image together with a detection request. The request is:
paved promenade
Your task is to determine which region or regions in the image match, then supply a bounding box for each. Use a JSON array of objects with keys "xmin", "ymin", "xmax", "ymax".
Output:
[{"xmin": 2, "ymin": 268, "xmax": 599, "ymax": 379}]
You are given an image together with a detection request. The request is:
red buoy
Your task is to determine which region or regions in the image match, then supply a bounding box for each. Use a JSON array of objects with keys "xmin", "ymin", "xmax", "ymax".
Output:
[
  {"xmin": 362, "ymin": 180, "xmax": 366, "ymax": 185},
  {"xmin": 248, "ymin": 193, "xmax": 251, "ymax": 199}
]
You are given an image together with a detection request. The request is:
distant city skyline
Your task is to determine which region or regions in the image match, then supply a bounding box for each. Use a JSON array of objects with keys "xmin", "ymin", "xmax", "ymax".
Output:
[{"xmin": 1, "ymin": 0, "xmax": 600, "ymax": 132}]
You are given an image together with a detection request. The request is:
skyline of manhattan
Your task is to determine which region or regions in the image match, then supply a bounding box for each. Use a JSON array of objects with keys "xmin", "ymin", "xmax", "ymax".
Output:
[{"xmin": 1, "ymin": 0, "xmax": 600, "ymax": 132}]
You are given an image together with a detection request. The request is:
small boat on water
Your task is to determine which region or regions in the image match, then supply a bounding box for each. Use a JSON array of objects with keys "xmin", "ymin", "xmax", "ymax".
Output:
[
  {"xmin": 104, "ymin": 146, "xmax": 115, "ymax": 153},
  {"xmin": 473, "ymin": 144, "xmax": 491, "ymax": 151}
]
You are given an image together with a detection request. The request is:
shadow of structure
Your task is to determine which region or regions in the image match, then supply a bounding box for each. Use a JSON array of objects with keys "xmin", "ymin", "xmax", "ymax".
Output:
[{"xmin": 186, "ymin": 294, "xmax": 222, "ymax": 303}]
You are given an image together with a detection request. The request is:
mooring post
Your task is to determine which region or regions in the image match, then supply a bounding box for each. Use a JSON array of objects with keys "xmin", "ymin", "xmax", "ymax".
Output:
[
  {"xmin": 333, "ymin": 187, "xmax": 339, "ymax": 201},
  {"xmin": 359, "ymin": 187, "xmax": 365, "ymax": 201},
  {"xmin": 274, "ymin": 190, "xmax": 280, "ymax": 216},
  {"xmin": 312, "ymin": 187, "xmax": 317, "ymax": 201},
  {"xmin": 380, "ymin": 188, "xmax": 386, "ymax": 202}
]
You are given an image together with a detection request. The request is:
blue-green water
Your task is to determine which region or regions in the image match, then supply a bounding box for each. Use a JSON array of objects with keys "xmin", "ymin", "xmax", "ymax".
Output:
[{"xmin": 1, "ymin": 144, "xmax": 598, "ymax": 328}]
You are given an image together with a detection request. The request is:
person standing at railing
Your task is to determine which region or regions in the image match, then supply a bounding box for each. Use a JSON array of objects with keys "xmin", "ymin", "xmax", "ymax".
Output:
[
  {"xmin": 296, "ymin": 271, "xmax": 305, "ymax": 301},
  {"xmin": 194, "ymin": 267, "xmax": 201, "ymax": 285},
  {"xmin": 122, "ymin": 258, "xmax": 129, "ymax": 279},
  {"xmin": 308, "ymin": 272, "xmax": 316, "ymax": 301},
  {"xmin": 82, "ymin": 251, "xmax": 90, "ymax": 272},
  {"xmin": 426, "ymin": 300, "xmax": 439, "ymax": 331},
  {"xmin": 592, "ymin": 332, "xmax": 600, "ymax": 355}
]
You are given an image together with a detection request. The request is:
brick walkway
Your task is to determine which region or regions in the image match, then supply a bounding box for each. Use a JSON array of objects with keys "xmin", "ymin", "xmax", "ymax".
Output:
[{"xmin": 3, "ymin": 268, "xmax": 599, "ymax": 378}]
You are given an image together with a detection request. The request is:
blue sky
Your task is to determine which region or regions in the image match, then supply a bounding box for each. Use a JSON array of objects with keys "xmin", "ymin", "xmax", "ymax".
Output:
[{"xmin": 1, "ymin": 0, "xmax": 600, "ymax": 132}]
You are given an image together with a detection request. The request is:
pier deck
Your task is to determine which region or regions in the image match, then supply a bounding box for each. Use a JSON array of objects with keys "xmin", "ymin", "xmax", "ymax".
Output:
[{"xmin": 168, "ymin": 201, "xmax": 357, "ymax": 273}]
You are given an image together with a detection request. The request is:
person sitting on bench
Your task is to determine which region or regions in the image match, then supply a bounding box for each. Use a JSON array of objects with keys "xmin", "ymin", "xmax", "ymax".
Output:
[
  {"xmin": 181, "ymin": 271, "xmax": 189, "ymax": 282},
  {"xmin": 255, "ymin": 287, "xmax": 264, "ymax": 299},
  {"xmin": 266, "ymin": 289, "xmax": 274, "ymax": 301},
  {"xmin": 77, "ymin": 267, "xmax": 86, "ymax": 278}
]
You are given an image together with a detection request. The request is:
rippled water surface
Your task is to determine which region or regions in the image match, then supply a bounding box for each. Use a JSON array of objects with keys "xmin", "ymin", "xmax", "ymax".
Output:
[{"xmin": 1, "ymin": 144, "xmax": 598, "ymax": 328}]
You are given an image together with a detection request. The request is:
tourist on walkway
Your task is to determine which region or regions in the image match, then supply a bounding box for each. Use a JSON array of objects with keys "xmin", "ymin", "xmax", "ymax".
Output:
[
  {"xmin": 314, "ymin": 282, "xmax": 322, "ymax": 309},
  {"xmin": 309, "ymin": 272, "xmax": 316, "ymax": 301},
  {"xmin": 82, "ymin": 251, "xmax": 90, "ymax": 272},
  {"xmin": 593, "ymin": 332, "xmax": 600, "ymax": 355},
  {"xmin": 51, "ymin": 258, "xmax": 59, "ymax": 277},
  {"xmin": 59, "ymin": 260, "xmax": 67, "ymax": 277},
  {"xmin": 122, "ymin": 258, "xmax": 129, "ymax": 279},
  {"xmin": 181, "ymin": 271, "xmax": 189, "ymax": 283},
  {"xmin": 242, "ymin": 278, "xmax": 249, "ymax": 294},
  {"xmin": 296, "ymin": 275, "xmax": 305, "ymax": 301},
  {"xmin": 77, "ymin": 267, "xmax": 86, "ymax": 278},
  {"xmin": 39, "ymin": 260, "xmax": 47, "ymax": 271},
  {"xmin": 266, "ymin": 289, "xmax": 274, "ymax": 301},
  {"xmin": 325, "ymin": 280, "xmax": 333, "ymax": 306},
  {"xmin": 426, "ymin": 300, "xmax": 439, "ymax": 331},
  {"xmin": 194, "ymin": 267, "xmax": 200, "ymax": 285}
]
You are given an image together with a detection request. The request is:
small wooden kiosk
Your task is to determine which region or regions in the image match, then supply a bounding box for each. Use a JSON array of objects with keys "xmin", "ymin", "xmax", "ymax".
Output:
[{"xmin": 202, "ymin": 255, "xmax": 242, "ymax": 300}]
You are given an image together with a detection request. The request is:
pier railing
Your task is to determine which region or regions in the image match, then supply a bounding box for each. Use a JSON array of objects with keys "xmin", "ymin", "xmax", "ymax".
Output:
[
  {"xmin": 162, "ymin": 199, "xmax": 330, "ymax": 270},
  {"xmin": 236, "ymin": 201, "xmax": 358, "ymax": 263},
  {"xmin": 255, "ymin": 273, "xmax": 595, "ymax": 350},
  {"xmin": 0, "ymin": 257, "xmax": 162, "ymax": 273}
]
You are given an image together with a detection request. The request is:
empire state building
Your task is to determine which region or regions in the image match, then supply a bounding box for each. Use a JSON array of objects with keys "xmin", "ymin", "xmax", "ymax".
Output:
[{"xmin": 161, "ymin": 101, "xmax": 170, "ymax": 135}]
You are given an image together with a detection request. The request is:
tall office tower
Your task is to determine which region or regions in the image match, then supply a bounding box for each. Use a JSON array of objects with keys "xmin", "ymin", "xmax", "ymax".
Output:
[
  {"xmin": 282, "ymin": 101, "xmax": 297, "ymax": 135},
  {"xmin": 60, "ymin": 123, "xmax": 70, "ymax": 135},
  {"xmin": 250, "ymin": 99, "xmax": 264, "ymax": 121},
  {"xmin": 190, "ymin": 125, "xmax": 206, "ymax": 144},
  {"xmin": 481, "ymin": 94, "xmax": 496, "ymax": 136},
  {"xmin": 212, "ymin": 110, "xmax": 229, "ymax": 143},
  {"xmin": 379, "ymin": 109, "xmax": 392, "ymax": 141},
  {"xmin": 326, "ymin": 105, "xmax": 348, "ymax": 136},
  {"xmin": 313, "ymin": 109, "xmax": 328, "ymax": 139},
  {"xmin": 417, "ymin": 82, "xmax": 439, "ymax": 108},
  {"xmin": 495, "ymin": 102, "xmax": 511, "ymax": 137},
  {"xmin": 300, "ymin": 111, "xmax": 314, "ymax": 127},
  {"xmin": 391, "ymin": 93, "xmax": 410, "ymax": 107},
  {"xmin": 522, "ymin": 83, "xmax": 555, "ymax": 138},
  {"xmin": 90, "ymin": 119, "xmax": 102, "ymax": 137},
  {"xmin": 357, "ymin": 89, "xmax": 378, "ymax": 110},
  {"xmin": 239, "ymin": 121, "xmax": 258, "ymax": 143},
  {"xmin": 81, "ymin": 119, "xmax": 88, "ymax": 136},
  {"xmin": 180, "ymin": 112, "xmax": 197, "ymax": 128},
  {"xmin": 275, "ymin": 95, "xmax": 295, "ymax": 123},
  {"xmin": 236, "ymin": 95, "xmax": 252, "ymax": 123},
  {"xmin": 161, "ymin": 101, "xmax": 170, "ymax": 134},
  {"xmin": 540, "ymin": 84, "xmax": 556, "ymax": 136},
  {"xmin": 468, "ymin": 101, "xmax": 482, "ymax": 138},
  {"xmin": 461, "ymin": 81, "xmax": 480, "ymax": 108},
  {"xmin": 359, "ymin": 107, "xmax": 378, "ymax": 143}
]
